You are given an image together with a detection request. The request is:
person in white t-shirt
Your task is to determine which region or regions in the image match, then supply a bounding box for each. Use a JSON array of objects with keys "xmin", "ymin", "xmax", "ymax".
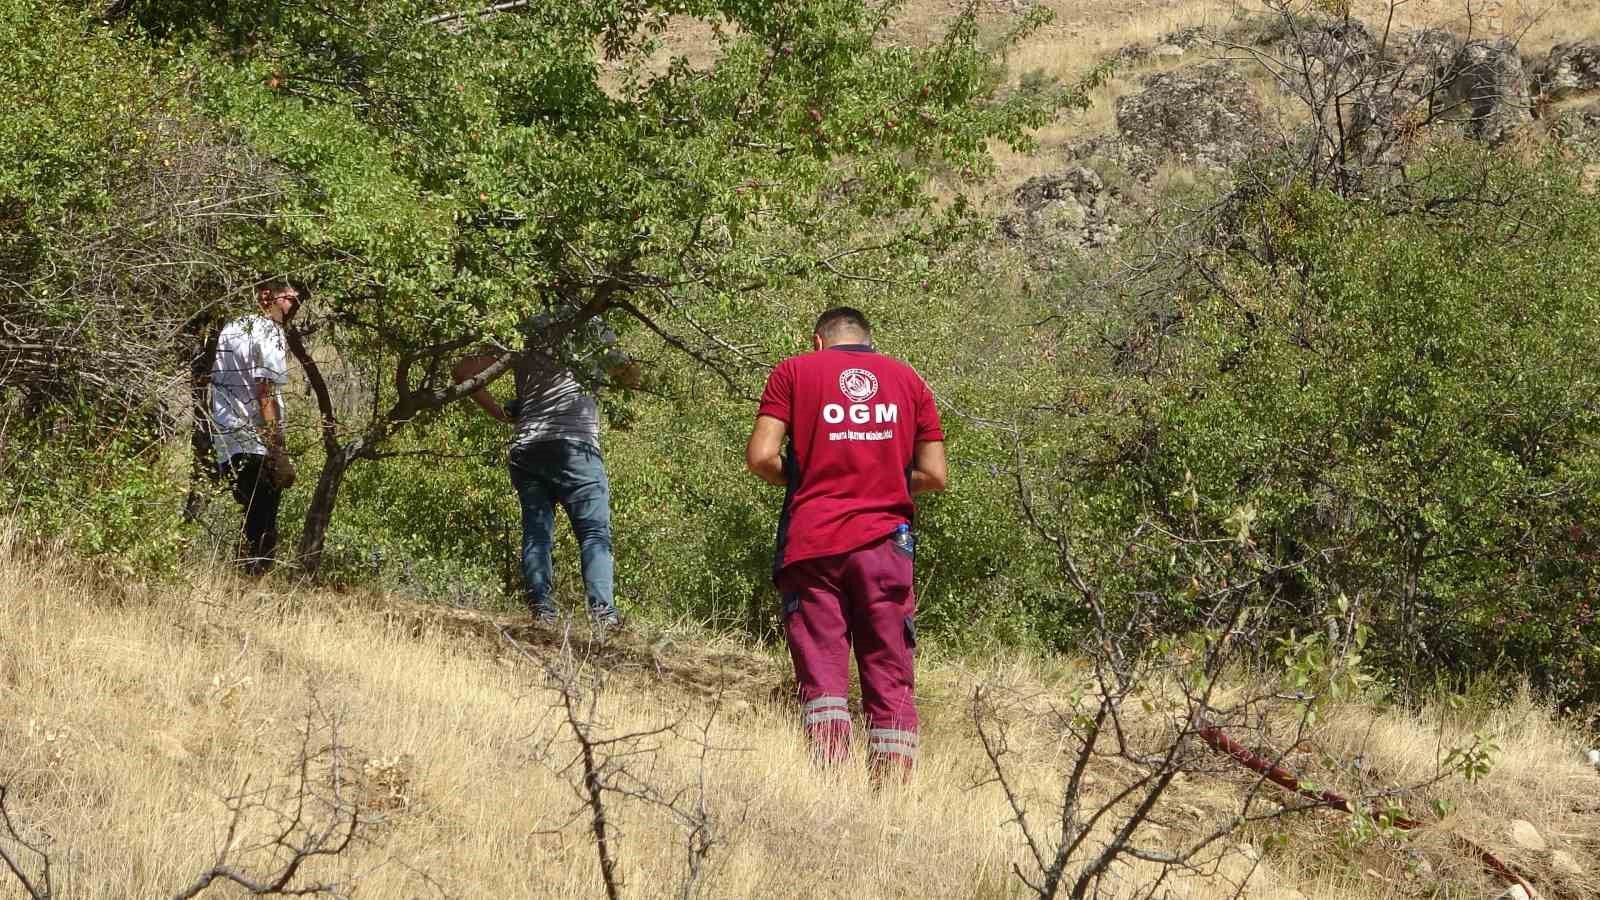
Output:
[{"xmin": 209, "ymin": 279, "xmax": 298, "ymax": 574}]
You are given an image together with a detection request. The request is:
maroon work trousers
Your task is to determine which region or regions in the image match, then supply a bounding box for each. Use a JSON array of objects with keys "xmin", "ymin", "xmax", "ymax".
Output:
[{"xmin": 778, "ymin": 534, "xmax": 918, "ymax": 775}]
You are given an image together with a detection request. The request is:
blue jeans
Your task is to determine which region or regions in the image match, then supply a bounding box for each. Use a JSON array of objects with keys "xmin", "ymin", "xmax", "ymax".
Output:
[{"xmin": 508, "ymin": 439, "xmax": 616, "ymax": 619}]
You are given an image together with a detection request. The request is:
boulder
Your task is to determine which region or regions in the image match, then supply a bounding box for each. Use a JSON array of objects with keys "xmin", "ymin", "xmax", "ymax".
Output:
[
  {"xmin": 1161, "ymin": 26, "xmax": 1206, "ymax": 51},
  {"xmin": 1550, "ymin": 849, "xmax": 1584, "ymax": 877},
  {"xmin": 1393, "ymin": 28, "xmax": 1462, "ymax": 97},
  {"xmin": 1115, "ymin": 64, "xmax": 1265, "ymax": 169},
  {"xmin": 1447, "ymin": 39, "xmax": 1534, "ymax": 144},
  {"xmin": 1351, "ymin": 87, "xmax": 1426, "ymax": 160},
  {"xmin": 1547, "ymin": 99, "xmax": 1600, "ymax": 158},
  {"xmin": 1536, "ymin": 42, "xmax": 1600, "ymax": 101},
  {"xmin": 998, "ymin": 166, "xmax": 1121, "ymax": 255},
  {"xmin": 1114, "ymin": 27, "xmax": 1206, "ymax": 67},
  {"xmin": 1508, "ymin": 819, "xmax": 1547, "ymax": 851},
  {"xmin": 1249, "ymin": 15, "xmax": 1379, "ymax": 95},
  {"xmin": 1066, "ymin": 133, "xmax": 1160, "ymax": 183}
]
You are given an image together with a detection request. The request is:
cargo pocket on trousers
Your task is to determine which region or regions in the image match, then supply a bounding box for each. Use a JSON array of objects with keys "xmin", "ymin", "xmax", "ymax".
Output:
[{"xmin": 903, "ymin": 615, "xmax": 917, "ymax": 649}]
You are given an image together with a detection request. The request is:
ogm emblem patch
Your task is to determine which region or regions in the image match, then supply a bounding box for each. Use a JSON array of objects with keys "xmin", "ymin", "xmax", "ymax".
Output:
[{"xmin": 839, "ymin": 368, "xmax": 879, "ymax": 403}]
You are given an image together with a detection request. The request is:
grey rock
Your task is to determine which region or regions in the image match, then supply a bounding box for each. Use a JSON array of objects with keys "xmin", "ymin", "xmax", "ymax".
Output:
[
  {"xmin": 1351, "ymin": 87, "xmax": 1425, "ymax": 160},
  {"xmin": 1067, "ymin": 134, "xmax": 1159, "ymax": 183},
  {"xmin": 1536, "ymin": 42, "xmax": 1600, "ymax": 100},
  {"xmin": 1392, "ymin": 28, "xmax": 1461, "ymax": 96},
  {"xmin": 1508, "ymin": 819, "xmax": 1547, "ymax": 851},
  {"xmin": 1252, "ymin": 15, "xmax": 1379, "ymax": 90},
  {"xmin": 1447, "ymin": 39, "xmax": 1533, "ymax": 144},
  {"xmin": 1114, "ymin": 28, "xmax": 1204, "ymax": 68},
  {"xmin": 1161, "ymin": 26, "xmax": 1207, "ymax": 51},
  {"xmin": 1547, "ymin": 98, "xmax": 1600, "ymax": 157},
  {"xmin": 998, "ymin": 166, "xmax": 1122, "ymax": 257},
  {"xmin": 1115, "ymin": 64, "xmax": 1266, "ymax": 169}
]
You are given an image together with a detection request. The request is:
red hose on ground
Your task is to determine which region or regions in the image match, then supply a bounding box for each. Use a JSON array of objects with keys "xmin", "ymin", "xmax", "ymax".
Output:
[{"xmin": 1194, "ymin": 717, "xmax": 1548, "ymax": 897}]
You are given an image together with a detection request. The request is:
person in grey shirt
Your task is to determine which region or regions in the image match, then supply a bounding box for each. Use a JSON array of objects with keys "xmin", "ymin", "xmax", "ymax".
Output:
[{"xmin": 454, "ymin": 318, "xmax": 638, "ymax": 626}]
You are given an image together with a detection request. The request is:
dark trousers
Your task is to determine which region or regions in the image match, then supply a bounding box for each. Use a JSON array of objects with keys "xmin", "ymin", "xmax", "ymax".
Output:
[
  {"xmin": 222, "ymin": 453, "xmax": 281, "ymax": 575},
  {"xmin": 778, "ymin": 533, "xmax": 919, "ymax": 776}
]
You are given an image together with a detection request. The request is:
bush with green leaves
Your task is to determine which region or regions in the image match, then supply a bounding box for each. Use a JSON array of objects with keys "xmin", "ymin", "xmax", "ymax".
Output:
[
  {"xmin": 1031, "ymin": 145, "xmax": 1600, "ymax": 706},
  {"xmin": 0, "ymin": 407, "xmax": 190, "ymax": 574}
]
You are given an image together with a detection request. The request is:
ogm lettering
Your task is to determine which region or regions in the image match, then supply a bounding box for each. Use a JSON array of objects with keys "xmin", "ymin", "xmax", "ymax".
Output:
[{"xmin": 822, "ymin": 402, "xmax": 899, "ymax": 425}]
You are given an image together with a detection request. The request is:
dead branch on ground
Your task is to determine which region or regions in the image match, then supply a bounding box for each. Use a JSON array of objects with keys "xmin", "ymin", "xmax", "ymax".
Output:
[
  {"xmin": 501, "ymin": 625, "xmax": 737, "ymax": 899},
  {"xmin": 0, "ymin": 784, "xmax": 53, "ymax": 900},
  {"xmin": 169, "ymin": 692, "xmax": 365, "ymax": 899}
]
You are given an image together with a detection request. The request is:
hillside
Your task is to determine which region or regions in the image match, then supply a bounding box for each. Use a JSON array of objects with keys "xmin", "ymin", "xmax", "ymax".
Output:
[
  {"xmin": 7, "ymin": 2, "xmax": 1600, "ymax": 898},
  {"xmin": 3, "ymin": 541, "xmax": 1596, "ymax": 899}
]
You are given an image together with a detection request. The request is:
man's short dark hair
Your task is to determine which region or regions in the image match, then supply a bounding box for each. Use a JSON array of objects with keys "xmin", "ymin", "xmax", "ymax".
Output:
[
  {"xmin": 255, "ymin": 276, "xmax": 294, "ymax": 296},
  {"xmin": 813, "ymin": 307, "xmax": 872, "ymax": 342}
]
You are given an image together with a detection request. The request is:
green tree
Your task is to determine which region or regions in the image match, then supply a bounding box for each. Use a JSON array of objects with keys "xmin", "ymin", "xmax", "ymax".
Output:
[{"xmin": 107, "ymin": 0, "xmax": 1063, "ymax": 570}]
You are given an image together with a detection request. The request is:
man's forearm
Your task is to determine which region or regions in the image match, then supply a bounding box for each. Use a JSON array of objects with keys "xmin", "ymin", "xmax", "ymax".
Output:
[
  {"xmin": 472, "ymin": 389, "xmax": 512, "ymax": 424},
  {"xmin": 454, "ymin": 356, "xmax": 513, "ymax": 424},
  {"xmin": 256, "ymin": 382, "xmax": 284, "ymax": 451},
  {"xmin": 909, "ymin": 440, "xmax": 947, "ymax": 495},
  {"xmin": 749, "ymin": 454, "xmax": 786, "ymax": 487},
  {"xmin": 745, "ymin": 415, "xmax": 790, "ymax": 487}
]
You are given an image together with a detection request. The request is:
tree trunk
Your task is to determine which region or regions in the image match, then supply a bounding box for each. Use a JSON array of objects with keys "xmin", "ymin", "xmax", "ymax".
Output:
[
  {"xmin": 297, "ymin": 440, "xmax": 362, "ymax": 575},
  {"xmin": 284, "ymin": 316, "xmax": 360, "ymax": 577}
]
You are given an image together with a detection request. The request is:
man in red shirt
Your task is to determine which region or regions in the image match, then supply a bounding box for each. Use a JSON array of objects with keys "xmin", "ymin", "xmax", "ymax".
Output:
[{"xmin": 746, "ymin": 307, "xmax": 947, "ymax": 780}]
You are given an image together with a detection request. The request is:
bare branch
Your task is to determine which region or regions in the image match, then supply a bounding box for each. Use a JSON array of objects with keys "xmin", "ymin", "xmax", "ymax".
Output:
[
  {"xmin": 0, "ymin": 785, "xmax": 52, "ymax": 900},
  {"xmin": 169, "ymin": 695, "xmax": 365, "ymax": 900},
  {"xmin": 423, "ymin": 1, "xmax": 531, "ymax": 27}
]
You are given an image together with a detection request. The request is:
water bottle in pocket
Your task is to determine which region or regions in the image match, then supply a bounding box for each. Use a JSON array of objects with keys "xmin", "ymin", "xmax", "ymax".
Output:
[{"xmin": 891, "ymin": 523, "xmax": 915, "ymax": 559}]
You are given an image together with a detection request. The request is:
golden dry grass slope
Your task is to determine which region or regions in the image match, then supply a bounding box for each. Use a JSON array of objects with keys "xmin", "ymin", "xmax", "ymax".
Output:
[
  {"xmin": 638, "ymin": 1, "xmax": 1600, "ymax": 202},
  {"xmin": 2, "ymin": 538, "xmax": 1598, "ymax": 900}
]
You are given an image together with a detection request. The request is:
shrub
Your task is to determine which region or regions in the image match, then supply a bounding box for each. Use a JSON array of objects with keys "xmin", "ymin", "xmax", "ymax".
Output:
[{"xmin": 1037, "ymin": 145, "xmax": 1600, "ymax": 706}]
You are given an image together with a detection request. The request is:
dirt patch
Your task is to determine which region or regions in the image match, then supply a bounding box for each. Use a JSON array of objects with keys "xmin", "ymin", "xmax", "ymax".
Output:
[{"xmin": 382, "ymin": 599, "xmax": 790, "ymax": 705}]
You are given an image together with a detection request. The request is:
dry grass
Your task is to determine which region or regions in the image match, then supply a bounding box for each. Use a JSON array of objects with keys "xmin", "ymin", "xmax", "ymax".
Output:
[
  {"xmin": 986, "ymin": 0, "xmax": 1600, "ymax": 176},
  {"xmin": 645, "ymin": 1, "xmax": 1600, "ymax": 195},
  {"xmin": 1, "ymin": 538, "xmax": 1597, "ymax": 899}
]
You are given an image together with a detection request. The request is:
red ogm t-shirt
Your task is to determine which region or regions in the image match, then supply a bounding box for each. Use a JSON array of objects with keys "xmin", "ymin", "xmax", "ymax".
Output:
[{"xmin": 757, "ymin": 344, "xmax": 944, "ymax": 572}]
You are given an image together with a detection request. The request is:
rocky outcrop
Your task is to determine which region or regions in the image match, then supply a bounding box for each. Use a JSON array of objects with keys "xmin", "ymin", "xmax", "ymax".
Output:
[
  {"xmin": 1447, "ymin": 39, "xmax": 1533, "ymax": 144},
  {"xmin": 1116, "ymin": 26, "xmax": 1206, "ymax": 66},
  {"xmin": 1246, "ymin": 14, "xmax": 1379, "ymax": 94},
  {"xmin": 1394, "ymin": 28, "xmax": 1461, "ymax": 96},
  {"xmin": 1535, "ymin": 42, "xmax": 1600, "ymax": 100},
  {"xmin": 998, "ymin": 166, "xmax": 1121, "ymax": 257},
  {"xmin": 1547, "ymin": 99, "xmax": 1600, "ymax": 158},
  {"xmin": 1114, "ymin": 64, "xmax": 1265, "ymax": 169},
  {"xmin": 1350, "ymin": 88, "xmax": 1426, "ymax": 159}
]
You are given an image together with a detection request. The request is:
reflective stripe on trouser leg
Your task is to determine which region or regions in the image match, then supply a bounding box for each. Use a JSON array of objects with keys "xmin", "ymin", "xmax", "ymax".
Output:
[
  {"xmin": 780, "ymin": 555, "xmax": 854, "ymax": 766},
  {"xmin": 847, "ymin": 536, "xmax": 919, "ymax": 778},
  {"xmin": 867, "ymin": 727, "xmax": 917, "ymax": 786},
  {"xmin": 866, "ymin": 728, "xmax": 918, "ymax": 760},
  {"xmin": 801, "ymin": 695, "xmax": 851, "ymax": 763},
  {"xmin": 802, "ymin": 696, "xmax": 850, "ymax": 726}
]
